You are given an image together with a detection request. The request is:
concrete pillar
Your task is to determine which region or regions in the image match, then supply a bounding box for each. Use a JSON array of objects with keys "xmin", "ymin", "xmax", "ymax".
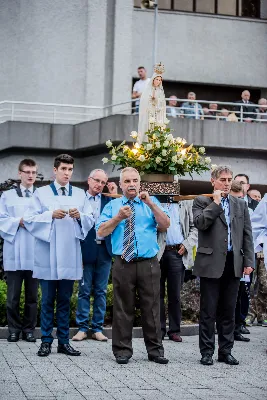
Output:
[{"xmin": 261, "ymin": 0, "xmax": 267, "ymax": 19}]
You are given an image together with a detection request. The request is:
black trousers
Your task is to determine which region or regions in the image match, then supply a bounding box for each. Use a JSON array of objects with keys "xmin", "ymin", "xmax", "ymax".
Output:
[
  {"xmin": 160, "ymin": 250, "xmax": 185, "ymax": 335},
  {"xmin": 6, "ymin": 270, "xmax": 38, "ymax": 334},
  {"xmin": 112, "ymin": 256, "xmax": 164, "ymax": 358},
  {"xmin": 199, "ymin": 252, "xmax": 240, "ymax": 356}
]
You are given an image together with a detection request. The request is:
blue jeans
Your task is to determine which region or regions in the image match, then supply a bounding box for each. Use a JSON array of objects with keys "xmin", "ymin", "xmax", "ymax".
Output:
[
  {"xmin": 76, "ymin": 247, "xmax": 111, "ymax": 333},
  {"xmin": 39, "ymin": 279, "xmax": 74, "ymax": 344}
]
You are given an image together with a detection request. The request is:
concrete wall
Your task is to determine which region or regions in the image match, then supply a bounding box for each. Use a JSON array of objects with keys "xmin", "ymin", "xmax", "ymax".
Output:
[{"xmin": 132, "ymin": 9, "xmax": 267, "ymax": 88}]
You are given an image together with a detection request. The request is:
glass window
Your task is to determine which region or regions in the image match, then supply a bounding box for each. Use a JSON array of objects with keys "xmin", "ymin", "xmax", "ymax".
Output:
[
  {"xmin": 218, "ymin": 0, "xmax": 237, "ymax": 16},
  {"xmin": 173, "ymin": 0, "xmax": 194, "ymax": 12},
  {"xmin": 196, "ymin": 0, "xmax": 215, "ymax": 14}
]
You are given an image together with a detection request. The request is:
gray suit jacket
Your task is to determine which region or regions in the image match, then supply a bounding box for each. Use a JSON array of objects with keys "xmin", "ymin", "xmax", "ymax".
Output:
[{"xmin": 192, "ymin": 195, "xmax": 254, "ymax": 279}]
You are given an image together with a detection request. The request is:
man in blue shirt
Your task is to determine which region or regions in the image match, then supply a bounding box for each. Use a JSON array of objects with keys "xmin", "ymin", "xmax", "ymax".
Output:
[{"xmin": 97, "ymin": 167, "xmax": 170, "ymax": 365}]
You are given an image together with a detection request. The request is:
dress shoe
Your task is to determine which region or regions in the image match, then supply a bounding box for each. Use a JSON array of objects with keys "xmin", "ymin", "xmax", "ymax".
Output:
[
  {"xmin": 218, "ymin": 353, "xmax": 239, "ymax": 365},
  {"xmin": 240, "ymin": 325, "xmax": 250, "ymax": 334},
  {"xmin": 92, "ymin": 332, "xmax": 108, "ymax": 342},
  {"xmin": 7, "ymin": 333, "xmax": 20, "ymax": 342},
  {"xmin": 148, "ymin": 355, "xmax": 169, "ymax": 364},
  {"xmin": 37, "ymin": 343, "xmax": 51, "ymax": 357},
  {"xmin": 57, "ymin": 343, "xmax": 81, "ymax": 356},
  {"xmin": 234, "ymin": 333, "xmax": 250, "ymax": 342},
  {"xmin": 169, "ymin": 333, "xmax": 182, "ymax": 342},
  {"xmin": 200, "ymin": 354, "xmax": 213, "ymax": 366},
  {"xmin": 116, "ymin": 355, "xmax": 129, "ymax": 364},
  {"xmin": 72, "ymin": 331, "xmax": 87, "ymax": 341},
  {"xmin": 22, "ymin": 332, "xmax": 36, "ymax": 342}
]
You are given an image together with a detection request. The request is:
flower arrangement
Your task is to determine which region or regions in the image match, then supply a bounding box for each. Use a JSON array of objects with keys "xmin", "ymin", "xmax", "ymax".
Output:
[{"xmin": 102, "ymin": 125, "xmax": 212, "ymax": 176}]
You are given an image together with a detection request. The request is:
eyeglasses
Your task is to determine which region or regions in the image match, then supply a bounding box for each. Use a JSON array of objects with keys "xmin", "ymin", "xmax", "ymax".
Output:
[
  {"xmin": 20, "ymin": 170, "xmax": 37, "ymax": 175},
  {"xmin": 90, "ymin": 177, "xmax": 107, "ymax": 186}
]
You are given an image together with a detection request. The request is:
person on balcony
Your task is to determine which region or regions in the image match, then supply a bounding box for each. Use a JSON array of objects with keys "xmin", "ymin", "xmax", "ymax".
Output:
[
  {"xmin": 180, "ymin": 92, "xmax": 204, "ymax": 120},
  {"xmin": 234, "ymin": 90, "xmax": 257, "ymax": 122}
]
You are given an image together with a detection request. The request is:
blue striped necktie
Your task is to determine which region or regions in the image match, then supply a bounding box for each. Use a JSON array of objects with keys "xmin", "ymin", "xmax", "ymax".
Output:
[{"xmin": 122, "ymin": 200, "xmax": 135, "ymax": 262}]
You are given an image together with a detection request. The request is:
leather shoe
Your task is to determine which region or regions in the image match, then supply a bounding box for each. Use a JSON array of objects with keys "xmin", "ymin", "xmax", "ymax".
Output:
[
  {"xmin": 169, "ymin": 333, "xmax": 182, "ymax": 342},
  {"xmin": 7, "ymin": 333, "xmax": 20, "ymax": 342},
  {"xmin": 234, "ymin": 333, "xmax": 250, "ymax": 342},
  {"xmin": 200, "ymin": 354, "xmax": 213, "ymax": 365},
  {"xmin": 148, "ymin": 355, "xmax": 169, "ymax": 364},
  {"xmin": 37, "ymin": 343, "xmax": 51, "ymax": 357},
  {"xmin": 116, "ymin": 355, "xmax": 129, "ymax": 364},
  {"xmin": 240, "ymin": 325, "xmax": 250, "ymax": 334},
  {"xmin": 57, "ymin": 343, "xmax": 81, "ymax": 356},
  {"xmin": 218, "ymin": 353, "xmax": 239, "ymax": 365},
  {"xmin": 22, "ymin": 332, "xmax": 36, "ymax": 342}
]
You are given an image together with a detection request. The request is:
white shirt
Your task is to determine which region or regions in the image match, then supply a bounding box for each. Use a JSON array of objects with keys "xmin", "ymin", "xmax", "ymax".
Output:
[
  {"xmin": 133, "ymin": 78, "xmax": 150, "ymax": 105},
  {"xmin": 20, "ymin": 184, "xmax": 34, "ymax": 197},
  {"xmin": 53, "ymin": 181, "xmax": 70, "ymax": 196},
  {"xmin": 86, "ymin": 192, "xmax": 104, "ymax": 240},
  {"xmin": 163, "ymin": 204, "xmax": 184, "ymax": 246}
]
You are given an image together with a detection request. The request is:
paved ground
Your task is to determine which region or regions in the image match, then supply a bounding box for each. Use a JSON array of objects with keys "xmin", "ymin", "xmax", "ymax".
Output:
[{"xmin": 0, "ymin": 326, "xmax": 266, "ymax": 400}]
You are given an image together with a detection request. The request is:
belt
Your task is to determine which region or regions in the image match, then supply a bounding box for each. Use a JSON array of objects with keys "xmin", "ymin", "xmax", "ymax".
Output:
[
  {"xmin": 116, "ymin": 256, "xmax": 153, "ymax": 263},
  {"xmin": 165, "ymin": 244, "xmax": 182, "ymax": 251},
  {"xmin": 95, "ymin": 240, "xmax": 105, "ymax": 245}
]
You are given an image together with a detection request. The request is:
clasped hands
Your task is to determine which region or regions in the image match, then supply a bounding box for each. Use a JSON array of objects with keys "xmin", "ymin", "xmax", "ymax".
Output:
[
  {"xmin": 117, "ymin": 192, "xmax": 152, "ymax": 221},
  {"xmin": 52, "ymin": 208, "xmax": 80, "ymax": 220}
]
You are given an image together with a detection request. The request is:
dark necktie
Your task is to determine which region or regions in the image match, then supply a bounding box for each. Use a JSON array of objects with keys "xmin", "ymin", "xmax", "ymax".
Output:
[
  {"xmin": 25, "ymin": 189, "xmax": 31, "ymax": 198},
  {"xmin": 122, "ymin": 200, "xmax": 135, "ymax": 262},
  {"xmin": 61, "ymin": 187, "xmax": 66, "ymax": 196}
]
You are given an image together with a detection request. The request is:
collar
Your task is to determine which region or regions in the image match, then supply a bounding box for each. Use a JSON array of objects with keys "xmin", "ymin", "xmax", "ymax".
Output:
[
  {"xmin": 221, "ymin": 195, "xmax": 229, "ymax": 202},
  {"xmin": 87, "ymin": 192, "xmax": 101, "ymax": 200},
  {"xmin": 20, "ymin": 184, "xmax": 33, "ymax": 193},
  {"xmin": 54, "ymin": 180, "xmax": 70, "ymax": 192},
  {"xmin": 122, "ymin": 195, "xmax": 140, "ymax": 205}
]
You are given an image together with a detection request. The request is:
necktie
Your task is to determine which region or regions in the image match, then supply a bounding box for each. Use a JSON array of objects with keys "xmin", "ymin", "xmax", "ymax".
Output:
[
  {"xmin": 25, "ymin": 189, "xmax": 30, "ymax": 198},
  {"xmin": 61, "ymin": 187, "xmax": 66, "ymax": 196},
  {"xmin": 122, "ymin": 200, "xmax": 135, "ymax": 262}
]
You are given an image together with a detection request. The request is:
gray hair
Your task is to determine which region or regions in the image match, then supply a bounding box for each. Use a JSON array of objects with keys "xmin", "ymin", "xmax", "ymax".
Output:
[
  {"xmin": 89, "ymin": 169, "xmax": 108, "ymax": 179},
  {"xmin": 211, "ymin": 165, "xmax": 233, "ymax": 180},
  {"xmin": 119, "ymin": 167, "xmax": 140, "ymax": 182}
]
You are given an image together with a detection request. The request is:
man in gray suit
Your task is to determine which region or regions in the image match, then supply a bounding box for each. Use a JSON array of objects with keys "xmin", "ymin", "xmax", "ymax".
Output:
[{"xmin": 193, "ymin": 165, "xmax": 254, "ymax": 366}]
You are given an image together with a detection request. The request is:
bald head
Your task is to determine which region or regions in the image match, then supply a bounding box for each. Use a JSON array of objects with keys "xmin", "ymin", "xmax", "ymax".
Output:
[
  {"xmin": 248, "ymin": 189, "xmax": 262, "ymax": 202},
  {"xmin": 241, "ymin": 90, "xmax": 250, "ymax": 101}
]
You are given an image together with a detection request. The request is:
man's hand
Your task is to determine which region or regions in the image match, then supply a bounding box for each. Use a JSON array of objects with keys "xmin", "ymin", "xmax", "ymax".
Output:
[
  {"xmin": 69, "ymin": 208, "xmax": 80, "ymax": 219},
  {"xmin": 244, "ymin": 267, "xmax": 253, "ymax": 275},
  {"xmin": 52, "ymin": 209, "xmax": 68, "ymax": 219},
  {"xmin": 19, "ymin": 218, "xmax": 25, "ymax": 228},
  {"xmin": 178, "ymin": 244, "xmax": 187, "ymax": 256},
  {"xmin": 139, "ymin": 191, "xmax": 153, "ymax": 207},
  {"xmin": 213, "ymin": 190, "xmax": 224, "ymax": 205},
  {"xmin": 117, "ymin": 206, "xmax": 132, "ymax": 221},
  {"xmin": 107, "ymin": 182, "xmax": 118, "ymax": 194}
]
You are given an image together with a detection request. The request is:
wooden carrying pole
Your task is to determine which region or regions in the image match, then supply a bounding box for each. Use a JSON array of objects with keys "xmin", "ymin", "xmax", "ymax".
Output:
[{"xmin": 102, "ymin": 193, "xmax": 214, "ymax": 201}]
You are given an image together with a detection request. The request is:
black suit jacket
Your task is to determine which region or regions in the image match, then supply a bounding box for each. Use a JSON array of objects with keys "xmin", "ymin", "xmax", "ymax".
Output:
[
  {"xmin": 247, "ymin": 195, "xmax": 258, "ymax": 212},
  {"xmin": 192, "ymin": 195, "xmax": 254, "ymax": 279},
  {"xmin": 234, "ymin": 100, "xmax": 256, "ymax": 121},
  {"xmin": 80, "ymin": 194, "xmax": 112, "ymax": 264}
]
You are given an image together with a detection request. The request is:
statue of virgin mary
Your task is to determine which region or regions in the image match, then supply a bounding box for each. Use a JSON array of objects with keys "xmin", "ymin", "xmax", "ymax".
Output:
[{"xmin": 137, "ymin": 63, "xmax": 167, "ymax": 143}]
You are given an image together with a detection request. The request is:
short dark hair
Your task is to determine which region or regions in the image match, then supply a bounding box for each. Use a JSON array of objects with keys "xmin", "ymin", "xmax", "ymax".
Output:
[
  {"xmin": 231, "ymin": 180, "xmax": 244, "ymax": 194},
  {"xmin": 234, "ymin": 174, "xmax": 249, "ymax": 184},
  {"xmin": 54, "ymin": 154, "xmax": 74, "ymax": 169},
  {"xmin": 18, "ymin": 159, "xmax": 37, "ymax": 171},
  {"xmin": 138, "ymin": 66, "xmax": 145, "ymax": 70}
]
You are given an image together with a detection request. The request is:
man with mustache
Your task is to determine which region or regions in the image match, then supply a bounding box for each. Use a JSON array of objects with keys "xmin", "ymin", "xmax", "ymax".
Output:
[{"xmin": 97, "ymin": 167, "xmax": 170, "ymax": 364}]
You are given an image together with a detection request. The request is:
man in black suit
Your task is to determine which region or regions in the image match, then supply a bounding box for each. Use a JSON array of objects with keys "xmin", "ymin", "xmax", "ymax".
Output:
[
  {"xmin": 193, "ymin": 165, "xmax": 254, "ymax": 366},
  {"xmin": 234, "ymin": 90, "xmax": 256, "ymax": 122},
  {"xmin": 73, "ymin": 169, "xmax": 117, "ymax": 342}
]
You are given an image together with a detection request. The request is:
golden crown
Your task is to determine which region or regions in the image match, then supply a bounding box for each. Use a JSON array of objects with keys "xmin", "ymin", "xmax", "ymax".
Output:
[{"xmin": 154, "ymin": 62, "xmax": 165, "ymax": 75}]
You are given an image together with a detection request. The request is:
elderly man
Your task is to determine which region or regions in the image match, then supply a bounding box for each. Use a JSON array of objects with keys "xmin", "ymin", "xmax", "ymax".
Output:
[
  {"xmin": 97, "ymin": 167, "xmax": 170, "ymax": 365},
  {"xmin": 73, "ymin": 169, "xmax": 117, "ymax": 342},
  {"xmin": 234, "ymin": 90, "xmax": 256, "ymax": 122},
  {"xmin": 248, "ymin": 189, "xmax": 262, "ymax": 203},
  {"xmin": 181, "ymin": 92, "xmax": 203, "ymax": 119},
  {"xmin": 256, "ymin": 98, "xmax": 267, "ymax": 122},
  {"xmin": 193, "ymin": 165, "xmax": 254, "ymax": 366},
  {"xmin": 166, "ymin": 95, "xmax": 182, "ymax": 118}
]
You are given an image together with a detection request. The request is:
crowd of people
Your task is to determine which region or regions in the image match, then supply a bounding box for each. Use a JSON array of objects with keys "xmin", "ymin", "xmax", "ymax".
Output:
[
  {"xmin": 132, "ymin": 66, "xmax": 267, "ymax": 122},
  {"xmin": 0, "ymin": 156, "xmax": 266, "ymax": 366}
]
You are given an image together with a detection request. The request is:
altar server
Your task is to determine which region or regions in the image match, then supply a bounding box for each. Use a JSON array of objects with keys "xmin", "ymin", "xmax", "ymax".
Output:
[
  {"xmin": 0, "ymin": 159, "xmax": 38, "ymax": 342},
  {"xmin": 24, "ymin": 154, "xmax": 94, "ymax": 357}
]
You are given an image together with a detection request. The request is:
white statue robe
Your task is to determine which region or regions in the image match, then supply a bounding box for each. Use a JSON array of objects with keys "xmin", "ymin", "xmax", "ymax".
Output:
[
  {"xmin": 0, "ymin": 189, "xmax": 35, "ymax": 271},
  {"xmin": 23, "ymin": 184, "xmax": 94, "ymax": 280}
]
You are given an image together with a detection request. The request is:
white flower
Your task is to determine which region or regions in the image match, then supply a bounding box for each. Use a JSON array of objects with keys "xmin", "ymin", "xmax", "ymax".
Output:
[
  {"xmin": 162, "ymin": 149, "xmax": 167, "ymax": 156},
  {"xmin": 138, "ymin": 155, "xmax": 145, "ymax": 162},
  {"xmin": 155, "ymin": 156, "xmax": 162, "ymax": 164},
  {"xmin": 163, "ymin": 141, "xmax": 169, "ymax": 147},
  {"xmin": 146, "ymin": 143, "xmax": 153, "ymax": 151},
  {"xmin": 176, "ymin": 137, "xmax": 183, "ymax": 144},
  {"xmin": 123, "ymin": 145, "xmax": 129, "ymax": 152},
  {"xmin": 211, "ymin": 164, "xmax": 218, "ymax": 170},
  {"xmin": 172, "ymin": 155, "xmax": 178, "ymax": 163},
  {"xmin": 149, "ymin": 117, "xmax": 155, "ymax": 124},
  {"xmin": 199, "ymin": 146, "xmax": 205, "ymax": 154},
  {"xmin": 130, "ymin": 131, "xmax": 138, "ymax": 139},
  {"xmin": 164, "ymin": 118, "xmax": 170, "ymax": 125},
  {"xmin": 167, "ymin": 134, "xmax": 174, "ymax": 141},
  {"xmin": 205, "ymin": 157, "xmax": 211, "ymax": 164},
  {"xmin": 111, "ymin": 155, "xmax": 117, "ymax": 161},
  {"xmin": 155, "ymin": 141, "xmax": 161, "ymax": 148},
  {"xmin": 134, "ymin": 142, "xmax": 140, "ymax": 149},
  {"xmin": 102, "ymin": 157, "xmax": 109, "ymax": 164},
  {"xmin": 177, "ymin": 158, "xmax": 184, "ymax": 165},
  {"xmin": 106, "ymin": 140, "xmax": 112, "ymax": 148},
  {"xmin": 181, "ymin": 138, "xmax": 187, "ymax": 145}
]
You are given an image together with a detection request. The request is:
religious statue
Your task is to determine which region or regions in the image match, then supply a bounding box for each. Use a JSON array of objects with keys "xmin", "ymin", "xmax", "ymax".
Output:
[{"xmin": 137, "ymin": 62, "xmax": 167, "ymax": 143}]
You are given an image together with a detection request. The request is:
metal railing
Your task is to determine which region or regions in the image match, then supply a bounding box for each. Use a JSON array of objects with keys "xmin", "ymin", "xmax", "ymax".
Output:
[{"xmin": 0, "ymin": 98, "xmax": 266, "ymax": 125}]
